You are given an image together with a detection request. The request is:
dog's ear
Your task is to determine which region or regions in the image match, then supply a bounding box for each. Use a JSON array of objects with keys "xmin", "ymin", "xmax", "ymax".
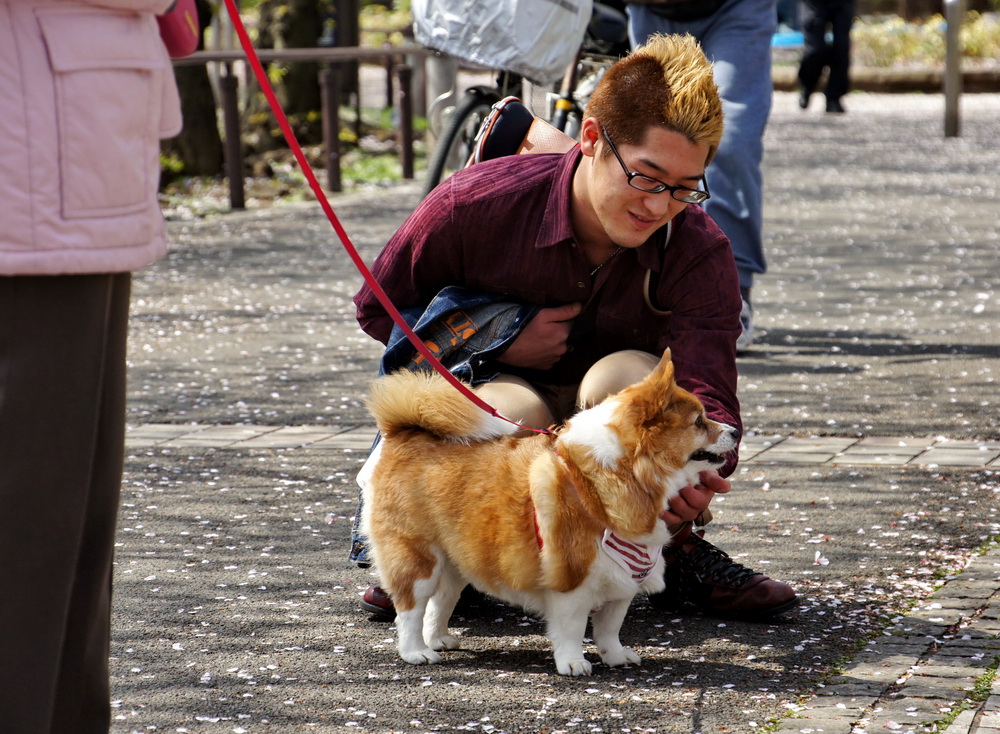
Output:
[{"xmin": 627, "ymin": 348, "xmax": 677, "ymax": 424}]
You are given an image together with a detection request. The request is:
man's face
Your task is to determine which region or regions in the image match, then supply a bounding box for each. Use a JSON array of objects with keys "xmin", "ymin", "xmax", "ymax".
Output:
[{"xmin": 580, "ymin": 123, "xmax": 711, "ymax": 250}]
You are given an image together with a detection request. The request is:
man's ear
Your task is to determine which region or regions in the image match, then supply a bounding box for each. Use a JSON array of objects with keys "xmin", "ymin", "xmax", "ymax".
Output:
[{"xmin": 579, "ymin": 117, "xmax": 601, "ymax": 157}]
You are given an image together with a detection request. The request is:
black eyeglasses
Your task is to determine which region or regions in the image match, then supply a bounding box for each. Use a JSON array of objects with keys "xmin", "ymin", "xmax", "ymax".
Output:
[{"xmin": 601, "ymin": 127, "xmax": 711, "ymax": 204}]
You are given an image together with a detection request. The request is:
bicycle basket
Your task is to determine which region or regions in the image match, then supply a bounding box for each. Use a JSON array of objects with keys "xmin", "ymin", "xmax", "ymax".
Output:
[{"xmin": 412, "ymin": 0, "xmax": 594, "ymax": 85}]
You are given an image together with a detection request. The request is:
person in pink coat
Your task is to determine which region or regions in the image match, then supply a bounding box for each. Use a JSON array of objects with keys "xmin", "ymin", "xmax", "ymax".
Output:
[{"xmin": 0, "ymin": 1, "xmax": 182, "ymax": 731}]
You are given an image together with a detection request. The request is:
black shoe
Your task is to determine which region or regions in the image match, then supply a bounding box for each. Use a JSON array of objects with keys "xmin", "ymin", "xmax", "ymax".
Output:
[
  {"xmin": 826, "ymin": 98, "xmax": 846, "ymax": 113},
  {"xmin": 650, "ymin": 533, "xmax": 799, "ymax": 621},
  {"xmin": 798, "ymin": 89, "xmax": 810, "ymax": 110}
]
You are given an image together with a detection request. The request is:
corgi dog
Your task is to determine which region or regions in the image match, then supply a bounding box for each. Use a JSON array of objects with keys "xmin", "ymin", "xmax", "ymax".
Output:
[{"xmin": 360, "ymin": 348, "xmax": 739, "ymax": 676}]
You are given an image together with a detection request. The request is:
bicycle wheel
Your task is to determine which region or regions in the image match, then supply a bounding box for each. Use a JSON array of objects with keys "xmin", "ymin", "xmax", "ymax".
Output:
[{"xmin": 423, "ymin": 89, "xmax": 501, "ymax": 196}]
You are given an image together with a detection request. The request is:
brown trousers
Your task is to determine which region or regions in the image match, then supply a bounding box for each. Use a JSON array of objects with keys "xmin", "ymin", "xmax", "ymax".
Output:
[{"xmin": 0, "ymin": 273, "xmax": 131, "ymax": 734}]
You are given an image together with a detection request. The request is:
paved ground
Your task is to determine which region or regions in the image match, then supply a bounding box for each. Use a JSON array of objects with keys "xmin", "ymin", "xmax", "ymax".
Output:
[{"xmin": 111, "ymin": 92, "xmax": 999, "ymax": 734}]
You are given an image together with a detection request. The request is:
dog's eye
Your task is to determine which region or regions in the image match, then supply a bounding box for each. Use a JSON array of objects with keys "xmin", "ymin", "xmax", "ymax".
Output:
[{"xmin": 694, "ymin": 414, "xmax": 707, "ymax": 430}]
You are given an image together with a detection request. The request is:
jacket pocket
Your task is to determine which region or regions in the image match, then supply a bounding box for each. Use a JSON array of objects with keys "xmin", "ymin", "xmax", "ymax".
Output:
[{"xmin": 37, "ymin": 8, "xmax": 164, "ymax": 220}]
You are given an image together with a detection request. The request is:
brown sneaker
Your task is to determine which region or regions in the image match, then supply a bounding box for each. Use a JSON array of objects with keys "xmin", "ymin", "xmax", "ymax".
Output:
[
  {"xmin": 360, "ymin": 584, "xmax": 395, "ymax": 619},
  {"xmin": 651, "ymin": 532, "xmax": 798, "ymax": 621}
]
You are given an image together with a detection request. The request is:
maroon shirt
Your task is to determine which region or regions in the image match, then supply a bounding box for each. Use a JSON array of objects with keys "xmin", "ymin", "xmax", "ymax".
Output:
[{"xmin": 355, "ymin": 148, "xmax": 743, "ymax": 474}]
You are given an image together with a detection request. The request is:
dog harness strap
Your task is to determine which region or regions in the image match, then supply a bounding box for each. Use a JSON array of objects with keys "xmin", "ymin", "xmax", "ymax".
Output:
[{"xmin": 602, "ymin": 531, "xmax": 662, "ymax": 582}]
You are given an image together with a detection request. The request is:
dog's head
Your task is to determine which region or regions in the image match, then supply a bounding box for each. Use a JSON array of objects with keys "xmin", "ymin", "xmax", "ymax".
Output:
[{"xmin": 555, "ymin": 349, "xmax": 739, "ymax": 540}]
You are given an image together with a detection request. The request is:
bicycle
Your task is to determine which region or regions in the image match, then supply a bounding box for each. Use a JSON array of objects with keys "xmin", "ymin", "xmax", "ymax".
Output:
[{"xmin": 422, "ymin": 1, "xmax": 628, "ymax": 196}]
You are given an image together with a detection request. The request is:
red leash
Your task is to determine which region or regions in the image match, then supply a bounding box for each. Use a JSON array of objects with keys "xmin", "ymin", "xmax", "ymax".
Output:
[{"xmin": 220, "ymin": 0, "xmax": 549, "ymax": 436}]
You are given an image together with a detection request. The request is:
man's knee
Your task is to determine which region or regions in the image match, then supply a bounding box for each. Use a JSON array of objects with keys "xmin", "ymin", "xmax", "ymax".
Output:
[
  {"xmin": 474, "ymin": 375, "xmax": 554, "ymax": 432},
  {"xmin": 578, "ymin": 350, "xmax": 659, "ymax": 409}
]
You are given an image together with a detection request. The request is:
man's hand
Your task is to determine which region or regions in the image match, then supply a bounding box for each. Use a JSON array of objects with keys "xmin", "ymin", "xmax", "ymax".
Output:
[
  {"xmin": 660, "ymin": 470, "xmax": 731, "ymax": 526},
  {"xmin": 496, "ymin": 303, "xmax": 582, "ymax": 370}
]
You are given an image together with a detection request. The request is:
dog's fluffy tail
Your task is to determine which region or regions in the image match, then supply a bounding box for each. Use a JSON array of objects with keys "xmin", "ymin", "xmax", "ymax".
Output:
[{"xmin": 366, "ymin": 369, "xmax": 516, "ymax": 442}]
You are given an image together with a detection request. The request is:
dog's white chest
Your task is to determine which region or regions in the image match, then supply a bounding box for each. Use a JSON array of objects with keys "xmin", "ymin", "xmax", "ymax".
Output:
[{"xmin": 601, "ymin": 531, "xmax": 662, "ymax": 582}]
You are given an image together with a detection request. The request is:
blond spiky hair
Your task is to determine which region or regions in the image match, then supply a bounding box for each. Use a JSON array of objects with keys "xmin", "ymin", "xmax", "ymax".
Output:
[{"xmin": 584, "ymin": 33, "xmax": 724, "ymax": 162}]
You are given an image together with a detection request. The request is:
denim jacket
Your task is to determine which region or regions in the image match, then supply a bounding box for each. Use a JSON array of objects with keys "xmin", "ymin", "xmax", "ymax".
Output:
[{"xmin": 378, "ymin": 286, "xmax": 540, "ymax": 383}]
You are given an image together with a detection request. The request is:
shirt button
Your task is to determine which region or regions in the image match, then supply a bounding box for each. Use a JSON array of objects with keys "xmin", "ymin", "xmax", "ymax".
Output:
[{"xmin": 577, "ymin": 282, "xmax": 586, "ymax": 289}]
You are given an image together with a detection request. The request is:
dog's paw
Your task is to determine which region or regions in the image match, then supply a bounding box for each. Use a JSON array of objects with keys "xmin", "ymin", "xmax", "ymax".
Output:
[
  {"xmin": 400, "ymin": 648, "xmax": 443, "ymax": 665},
  {"xmin": 600, "ymin": 646, "xmax": 641, "ymax": 668},
  {"xmin": 428, "ymin": 634, "xmax": 460, "ymax": 651},
  {"xmin": 555, "ymin": 656, "xmax": 593, "ymax": 676}
]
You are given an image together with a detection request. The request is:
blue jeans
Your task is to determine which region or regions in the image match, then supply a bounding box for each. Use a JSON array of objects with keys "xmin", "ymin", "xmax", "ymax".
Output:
[{"xmin": 628, "ymin": 0, "xmax": 776, "ymax": 291}]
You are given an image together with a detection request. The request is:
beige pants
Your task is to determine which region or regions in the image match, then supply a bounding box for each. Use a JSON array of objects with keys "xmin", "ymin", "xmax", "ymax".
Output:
[{"xmin": 475, "ymin": 349, "xmax": 661, "ymax": 431}]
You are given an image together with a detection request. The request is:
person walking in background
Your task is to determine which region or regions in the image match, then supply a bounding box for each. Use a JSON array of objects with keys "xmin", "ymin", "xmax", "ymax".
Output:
[
  {"xmin": 0, "ymin": 2, "xmax": 182, "ymax": 732},
  {"xmin": 797, "ymin": 0, "xmax": 855, "ymax": 112},
  {"xmin": 625, "ymin": 0, "xmax": 776, "ymax": 352}
]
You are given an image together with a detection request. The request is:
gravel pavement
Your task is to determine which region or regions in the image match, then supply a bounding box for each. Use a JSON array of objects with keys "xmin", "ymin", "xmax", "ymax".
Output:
[{"xmin": 111, "ymin": 92, "xmax": 999, "ymax": 734}]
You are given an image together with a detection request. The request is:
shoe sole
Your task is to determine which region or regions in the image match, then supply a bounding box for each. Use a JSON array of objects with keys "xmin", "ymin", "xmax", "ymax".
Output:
[
  {"xmin": 729, "ymin": 595, "xmax": 800, "ymax": 622},
  {"xmin": 649, "ymin": 595, "xmax": 800, "ymax": 622},
  {"xmin": 359, "ymin": 599, "xmax": 395, "ymax": 619}
]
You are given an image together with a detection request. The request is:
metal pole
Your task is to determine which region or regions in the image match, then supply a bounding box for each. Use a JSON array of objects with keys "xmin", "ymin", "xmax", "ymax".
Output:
[
  {"xmin": 321, "ymin": 66, "xmax": 343, "ymax": 193},
  {"xmin": 425, "ymin": 53, "xmax": 458, "ymax": 145},
  {"xmin": 396, "ymin": 64, "xmax": 415, "ymax": 180},
  {"xmin": 219, "ymin": 67, "xmax": 245, "ymax": 210},
  {"xmin": 943, "ymin": 0, "xmax": 964, "ymax": 138}
]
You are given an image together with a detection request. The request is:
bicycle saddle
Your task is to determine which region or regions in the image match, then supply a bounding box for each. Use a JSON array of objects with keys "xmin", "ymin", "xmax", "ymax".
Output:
[{"xmin": 471, "ymin": 97, "xmax": 576, "ymax": 166}]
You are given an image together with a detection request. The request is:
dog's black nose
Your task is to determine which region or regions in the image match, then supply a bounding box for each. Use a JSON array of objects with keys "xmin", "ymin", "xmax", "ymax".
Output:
[{"xmin": 730, "ymin": 426, "xmax": 741, "ymax": 443}]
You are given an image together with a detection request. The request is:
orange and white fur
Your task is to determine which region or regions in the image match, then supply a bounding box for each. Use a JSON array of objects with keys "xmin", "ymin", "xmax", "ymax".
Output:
[{"xmin": 360, "ymin": 349, "xmax": 738, "ymax": 676}]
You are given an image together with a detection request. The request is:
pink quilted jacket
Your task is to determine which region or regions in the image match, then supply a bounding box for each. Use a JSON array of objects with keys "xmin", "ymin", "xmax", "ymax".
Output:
[{"xmin": 0, "ymin": 0, "xmax": 182, "ymax": 275}]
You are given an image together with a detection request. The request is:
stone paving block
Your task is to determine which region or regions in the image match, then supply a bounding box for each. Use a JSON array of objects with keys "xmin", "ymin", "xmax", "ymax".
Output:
[
  {"xmin": 932, "ymin": 580, "xmax": 999, "ymax": 600},
  {"xmin": 801, "ymin": 704, "xmax": 868, "ymax": 720},
  {"xmin": 850, "ymin": 651, "xmax": 922, "ymax": 670},
  {"xmin": 816, "ymin": 682, "xmax": 888, "ymax": 697},
  {"xmin": 951, "ymin": 629, "xmax": 1000, "ymax": 641},
  {"xmin": 915, "ymin": 664, "xmax": 988, "ymax": 680},
  {"xmin": 753, "ymin": 451, "xmax": 839, "ymax": 464},
  {"xmin": 833, "ymin": 438, "xmax": 929, "ymax": 466},
  {"xmin": 921, "ymin": 597, "xmax": 990, "ymax": 613},
  {"xmin": 912, "ymin": 447, "xmax": 1000, "ymax": 468},
  {"xmin": 125, "ymin": 423, "xmax": 207, "ymax": 447},
  {"xmin": 935, "ymin": 439, "xmax": 1000, "ymax": 451},
  {"xmin": 236, "ymin": 425, "xmax": 339, "ymax": 448},
  {"xmin": 973, "ymin": 602, "xmax": 1000, "ymax": 620},
  {"xmin": 934, "ymin": 642, "xmax": 1000, "ymax": 657},
  {"xmin": 981, "ymin": 711, "xmax": 1000, "ymax": 728},
  {"xmin": 829, "ymin": 452, "xmax": 914, "ymax": 466},
  {"xmin": 884, "ymin": 619, "xmax": 952, "ymax": 637},
  {"xmin": 877, "ymin": 697, "xmax": 953, "ymax": 717},
  {"xmin": 738, "ymin": 433, "xmax": 786, "ymax": 459},
  {"xmin": 941, "ymin": 709, "xmax": 978, "ymax": 734},
  {"xmin": 854, "ymin": 437, "xmax": 939, "ymax": 449},
  {"xmin": 776, "ymin": 437, "xmax": 861, "ymax": 452},
  {"xmin": 866, "ymin": 707, "xmax": 943, "ymax": 734},
  {"xmin": 308, "ymin": 427, "xmax": 377, "ymax": 450},
  {"xmin": 907, "ymin": 606, "xmax": 967, "ymax": 626},
  {"xmin": 804, "ymin": 697, "xmax": 871, "ymax": 717},
  {"xmin": 770, "ymin": 719, "xmax": 855, "ymax": 733},
  {"xmin": 159, "ymin": 424, "xmax": 270, "ymax": 447},
  {"xmin": 864, "ymin": 639, "xmax": 937, "ymax": 655},
  {"xmin": 831, "ymin": 661, "xmax": 915, "ymax": 684},
  {"xmin": 896, "ymin": 676, "xmax": 975, "ymax": 700}
]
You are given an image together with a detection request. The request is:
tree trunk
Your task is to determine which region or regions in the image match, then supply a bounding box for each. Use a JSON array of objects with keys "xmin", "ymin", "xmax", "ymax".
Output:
[
  {"xmin": 161, "ymin": 0, "xmax": 224, "ymax": 178},
  {"xmin": 896, "ymin": 0, "xmax": 940, "ymax": 19}
]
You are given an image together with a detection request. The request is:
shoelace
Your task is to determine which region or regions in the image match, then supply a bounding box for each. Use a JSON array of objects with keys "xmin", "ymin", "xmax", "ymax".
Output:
[{"xmin": 678, "ymin": 535, "xmax": 760, "ymax": 588}]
